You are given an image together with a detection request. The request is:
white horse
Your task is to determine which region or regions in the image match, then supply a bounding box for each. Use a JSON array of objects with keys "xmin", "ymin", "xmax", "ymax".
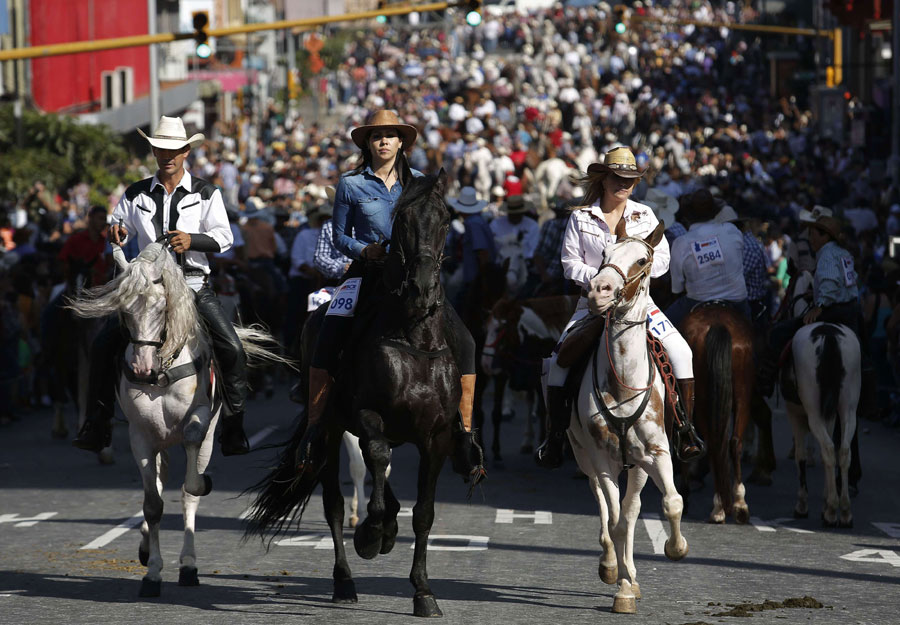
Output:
[
  {"xmin": 69, "ymin": 241, "xmax": 285, "ymax": 597},
  {"xmin": 567, "ymin": 224, "xmax": 688, "ymax": 614},
  {"xmin": 783, "ymin": 271, "xmax": 859, "ymax": 527}
]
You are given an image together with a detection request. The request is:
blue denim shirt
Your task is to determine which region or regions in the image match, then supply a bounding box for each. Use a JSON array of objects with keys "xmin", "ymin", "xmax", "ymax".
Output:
[{"xmin": 332, "ymin": 166, "xmax": 424, "ymax": 259}]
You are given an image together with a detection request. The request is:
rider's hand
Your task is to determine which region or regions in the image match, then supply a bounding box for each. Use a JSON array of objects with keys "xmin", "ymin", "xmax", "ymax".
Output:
[
  {"xmin": 110, "ymin": 224, "xmax": 128, "ymax": 246},
  {"xmin": 803, "ymin": 306, "xmax": 822, "ymax": 325},
  {"xmin": 361, "ymin": 244, "xmax": 386, "ymax": 261},
  {"xmin": 167, "ymin": 230, "xmax": 192, "ymax": 253}
]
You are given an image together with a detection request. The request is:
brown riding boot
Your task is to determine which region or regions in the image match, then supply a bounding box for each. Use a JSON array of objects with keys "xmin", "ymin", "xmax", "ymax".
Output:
[
  {"xmin": 295, "ymin": 366, "xmax": 333, "ymax": 473},
  {"xmin": 674, "ymin": 378, "xmax": 705, "ymax": 462},
  {"xmin": 451, "ymin": 374, "xmax": 486, "ymax": 483}
]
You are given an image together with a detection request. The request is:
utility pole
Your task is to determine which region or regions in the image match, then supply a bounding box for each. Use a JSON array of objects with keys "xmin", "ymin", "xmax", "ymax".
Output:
[{"xmin": 148, "ymin": 0, "xmax": 159, "ymax": 128}]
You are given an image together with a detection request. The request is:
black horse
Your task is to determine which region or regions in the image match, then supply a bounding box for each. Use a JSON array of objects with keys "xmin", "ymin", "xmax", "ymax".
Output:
[{"xmin": 244, "ymin": 171, "xmax": 467, "ymax": 618}]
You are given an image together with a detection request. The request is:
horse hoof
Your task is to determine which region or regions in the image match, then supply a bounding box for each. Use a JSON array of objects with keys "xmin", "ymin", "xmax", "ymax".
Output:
[
  {"xmin": 519, "ymin": 444, "xmax": 533, "ymax": 455},
  {"xmin": 178, "ymin": 566, "xmax": 199, "ymax": 586},
  {"xmin": 348, "ymin": 515, "xmax": 358, "ymax": 529},
  {"xmin": 201, "ymin": 474, "xmax": 213, "ymax": 496},
  {"xmin": 332, "ymin": 578, "xmax": 358, "ymax": 604},
  {"xmin": 599, "ymin": 565, "xmax": 617, "ymax": 585},
  {"xmin": 139, "ymin": 547, "xmax": 149, "ymax": 567},
  {"xmin": 632, "ymin": 582, "xmax": 641, "ymax": 600},
  {"xmin": 139, "ymin": 578, "xmax": 161, "ymax": 598},
  {"xmin": 839, "ymin": 517, "xmax": 853, "ymax": 529},
  {"xmin": 733, "ymin": 505, "xmax": 750, "ymax": 525},
  {"xmin": 612, "ymin": 595, "xmax": 637, "ymax": 614},
  {"xmin": 793, "ymin": 508, "xmax": 809, "ymax": 519},
  {"xmin": 664, "ymin": 537, "xmax": 688, "ymax": 561},
  {"xmin": 381, "ymin": 519, "xmax": 399, "ymax": 555},
  {"xmin": 354, "ymin": 519, "xmax": 383, "ymax": 560},
  {"xmin": 98, "ymin": 448, "xmax": 115, "ymax": 465},
  {"xmin": 413, "ymin": 594, "xmax": 443, "ymax": 618},
  {"xmin": 821, "ymin": 513, "xmax": 838, "ymax": 528}
]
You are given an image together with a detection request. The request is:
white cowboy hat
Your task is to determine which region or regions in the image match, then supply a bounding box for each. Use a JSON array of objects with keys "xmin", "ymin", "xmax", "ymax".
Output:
[
  {"xmin": 714, "ymin": 205, "xmax": 741, "ymax": 224},
  {"xmin": 799, "ymin": 204, "xmax": 833, "ymax": 224},
  {"xmin": 138, "ymin": 115, "xmax": 205, "ymax": 150},
  {"xmin": 447, "ymin": 186, "xmax": 488, "ymax": 215},
  {"xmin": 643, "ymin": 187, "xmax": 679, "ymax": 228}
]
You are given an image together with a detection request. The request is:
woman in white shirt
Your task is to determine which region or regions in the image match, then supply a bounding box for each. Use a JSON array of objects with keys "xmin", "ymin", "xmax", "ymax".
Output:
[{"xmin": 535, "ymin": 147, "xmax": 704, "ymax": 468}]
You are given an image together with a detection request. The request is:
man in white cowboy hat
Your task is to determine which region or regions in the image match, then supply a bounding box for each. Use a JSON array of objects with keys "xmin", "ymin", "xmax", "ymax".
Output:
[{"xmin": 73, "ymin": 115, "xmax": 252, "ymax": 457}]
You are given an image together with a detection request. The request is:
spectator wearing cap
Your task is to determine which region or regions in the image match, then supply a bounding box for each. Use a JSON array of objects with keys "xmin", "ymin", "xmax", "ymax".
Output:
[{"xmin": 666, "ymin": 188, "xmax": 750, "ymax": 329}]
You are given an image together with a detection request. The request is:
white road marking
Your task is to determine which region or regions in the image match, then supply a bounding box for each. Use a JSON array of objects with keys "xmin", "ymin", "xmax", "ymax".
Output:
[
  {"xmin": 276, "ymin": 534, "xmax": 339, "ymax": 549},
  {"xmin": 414, "ymin": 535, "xmax": 489, "ymax": 551},
  {"xmin": 750, "ymin": 517, "xmax": 813, "ymax": 534},
  {"xmin": 248, "ymin": 425, "xmax": 278, "ymax": 449},
  {"xmin": 80, "ymin": 512, "xmax": 144, "ymax": 550},
  {"xmin": 873, "ymin": 522, "xmax": 900, "ymax": 539},
  {"xmin": 398, "ymin": 507, "xmax": 413, "ymax": 517},
  {"xmin": 641, "ymin": 513, "xmax": 667, "ymax": 555},
  {"xmin": 0, "ymin": 512, "xmax": 57, "ymax": 527},
  {"xmin": 495, "ymin": 509, "xmax": 552, "ymax": 524},
  {"xmin": 840, "ymin": 549, "xmax": 900, "ymax": 567}
]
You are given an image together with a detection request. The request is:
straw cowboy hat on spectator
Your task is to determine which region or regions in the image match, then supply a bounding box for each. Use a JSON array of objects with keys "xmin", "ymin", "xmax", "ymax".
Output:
[
  {"xmin": 809, "ymin": 214, "xmax": 843, "ymax": 241},
  {"xmin": 138, "ymin": 115, "xmax": 204, "ymax": 150},
  {"xmin": 798, "ymin": 204, "xmax": 833, "ymax": 224},
  {"xmin": 350, "ymin": 109, "xmax": 418, "ymax": 152},
  {"xmin": 447, "ymin": 186, "xmax": 488, "ymax": 214},
  {"xmin": 587, "ymin": 146, "xmax": 647, "ymax": 178},
  {"xmin": 642, "ymin": 187, "xmax": 679, "ymax": 228}
]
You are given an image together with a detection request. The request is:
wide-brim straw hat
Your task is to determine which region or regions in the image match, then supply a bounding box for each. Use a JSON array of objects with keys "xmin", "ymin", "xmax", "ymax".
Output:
[
  {"xmin": 586, "ymin": 146, "xmax": 646, "ymax": 179},
  {"xmin": 350, "ymin": 109, "xmax": 418, "ymax": 152},
  {"xmin": 138, "ymin": 115, "xmax": 205, "ymax": 150},
  {"xmin": 447, "ymin": 186, "xmax": 488, "ymax": 214},
  {"xmin": 799, "ymin": 204, "xmax": 833, "ymax": 224},
  {"xmin": 810, "ymin": 215, "xmax": 843, "ymax": 241}
]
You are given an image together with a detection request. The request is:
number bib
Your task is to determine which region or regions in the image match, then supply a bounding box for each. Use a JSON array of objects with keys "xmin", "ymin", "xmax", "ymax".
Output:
[
  {"xmin": 841, "ymin": 256, "xmax": 856, "ymax": 287},
  {"xmin": 307, "ymin": 286, "xmax": 335, "ymax": 312},
  {"xmin": 325, "ymin": 278, "xmax": 362, "ymax": 317},
  {"xmin": 693, "ymin": 236, "xmax": 724, "ymax": 268},
  {"xmin": 646, "ymin": 307, "xmax": 677, "ymax": 341}
]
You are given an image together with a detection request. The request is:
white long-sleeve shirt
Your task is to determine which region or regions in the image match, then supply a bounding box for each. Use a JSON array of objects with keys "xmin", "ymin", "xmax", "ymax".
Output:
[{"xmin": 561, "ymin": 199, "xmax": 669, "ymax": 289}]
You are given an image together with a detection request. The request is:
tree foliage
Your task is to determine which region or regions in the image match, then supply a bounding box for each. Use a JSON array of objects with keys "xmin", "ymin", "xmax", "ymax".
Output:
[{"xmin": 0, "ymin": 105, "xmax": 128, "ymax": 205}]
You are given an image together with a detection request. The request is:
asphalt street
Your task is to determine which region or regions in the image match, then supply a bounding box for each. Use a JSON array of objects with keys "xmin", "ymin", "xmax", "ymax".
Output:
[{"xmin": 1, "ymin": 380, "xmax": 899, "ymax": 625}]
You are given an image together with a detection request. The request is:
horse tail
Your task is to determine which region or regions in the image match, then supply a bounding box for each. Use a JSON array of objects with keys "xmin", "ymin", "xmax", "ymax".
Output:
[
  {"xmin": 241, "ymin": 416, "xmax": 319, "ymax": 548},
  {"xmin": 705, "ymin": 324, "xmax": 734, "ymax": 512},
  {"xmin": 234, "ymin": 324, "xmax": 296, "ymax": 369},
  {"xmin": 813, "ymin": 324, "xmax": 843, "ymax": 423}
]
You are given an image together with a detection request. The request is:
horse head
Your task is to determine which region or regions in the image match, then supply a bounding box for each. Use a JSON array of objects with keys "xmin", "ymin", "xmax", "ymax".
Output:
[
  {"xmin": 587, "ymin": 221, "xmax": 664, "ymax": 318},
  {"xmin": 386, "ymin": 170, "xmax": 451, "ymax": 314}
]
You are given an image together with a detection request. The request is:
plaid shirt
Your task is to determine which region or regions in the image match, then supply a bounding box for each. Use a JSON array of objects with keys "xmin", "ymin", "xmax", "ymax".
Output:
[
  {"xmin": 534, "ymin": 215, "xmax": 568, "ymax": 280},
  {"xmin": 742, "ymin": 231, "xmax": 769, "ymax": 301},
  {"xmin": 313, "ymin": 220, "xmax": 351, "ymax": 280}
]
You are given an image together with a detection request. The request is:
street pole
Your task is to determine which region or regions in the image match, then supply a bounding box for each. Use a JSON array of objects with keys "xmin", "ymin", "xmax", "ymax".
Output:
[
  {"xmin": 148, "ymin": 0, "xmax": 159, "ymax": 128},
  {"xmin": 892, "ymin": 0, "xmax": 900, "ymax": 187}
]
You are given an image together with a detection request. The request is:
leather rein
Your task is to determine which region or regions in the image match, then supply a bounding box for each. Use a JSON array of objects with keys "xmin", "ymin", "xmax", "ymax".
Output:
[{"xmin": 590, "ymin": 236, "xmax": 657, "ymax": 470}]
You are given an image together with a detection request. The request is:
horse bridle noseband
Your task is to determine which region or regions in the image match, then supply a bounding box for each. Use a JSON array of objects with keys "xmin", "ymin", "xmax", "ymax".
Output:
[{"xmin": 596, "ymin": 236, "xmax": 654, "ymax": 305}]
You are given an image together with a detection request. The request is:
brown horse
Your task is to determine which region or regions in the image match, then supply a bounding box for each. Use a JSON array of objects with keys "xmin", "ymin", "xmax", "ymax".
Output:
[{"xmin": 680, "ymin": 304, "xmax": 754, "ymax": 524}]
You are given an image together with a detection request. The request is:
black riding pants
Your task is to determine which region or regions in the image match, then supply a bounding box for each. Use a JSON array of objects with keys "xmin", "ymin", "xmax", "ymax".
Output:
[
  {"xmin": 311, "ymin": 302, "xmax": 476, "ymax": 377},
  {"xmin": 768, "ymin": 301, "xmax": 865, "ymax": 359},
  {"xmin": 86, "ymin": 286, "xmax": 248, "ymax": 421}
]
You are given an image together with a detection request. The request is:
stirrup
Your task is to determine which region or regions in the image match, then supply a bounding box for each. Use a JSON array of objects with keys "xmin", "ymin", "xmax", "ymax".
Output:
[{"xmin": 674, "ymin": 422, "xmax": 706, "ymax": 462}]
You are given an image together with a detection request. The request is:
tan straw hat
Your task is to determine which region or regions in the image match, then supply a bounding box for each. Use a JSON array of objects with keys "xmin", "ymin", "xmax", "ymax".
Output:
[
  {"xmin": 350, "ymin": 109, "xmax": 418, "ymax": 152},
  {"xmin": 810, "ymin": 215, "xmax": 842, "ymax": 241},
  {"xmin": 587, "ymin": 146, "xmax": 646, "ymax": 178},
  {"xmin": 138, "ymin": 115, "xmax": 205, "ymax": 150}
]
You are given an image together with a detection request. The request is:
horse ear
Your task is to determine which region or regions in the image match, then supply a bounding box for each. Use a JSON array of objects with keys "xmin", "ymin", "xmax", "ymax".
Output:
[
  {"xmin": 433, "ymin": 168, "xmax": 448, "ymax": 197},
  {"xmin": 645, "ymin": 221, "xmax": 665, "ymax": 248}
]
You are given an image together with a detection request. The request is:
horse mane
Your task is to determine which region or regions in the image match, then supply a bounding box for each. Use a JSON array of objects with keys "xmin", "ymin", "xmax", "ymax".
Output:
[{"xmin": 67, "ymin": 242, "xmax": 207, "ymax": 362}]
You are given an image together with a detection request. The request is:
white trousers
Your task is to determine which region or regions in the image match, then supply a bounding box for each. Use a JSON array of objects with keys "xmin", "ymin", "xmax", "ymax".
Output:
[{"xmin": 544, "ymin": 297, "xmax": 694, "ymax": 387}]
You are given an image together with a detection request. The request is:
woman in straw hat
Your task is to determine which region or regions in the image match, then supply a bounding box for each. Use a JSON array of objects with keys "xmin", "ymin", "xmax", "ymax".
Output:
[
  {"xmin": 535, "ymin": 146, "xmax": 704, "ymax": 468},
  {"xmin": 299, "ymin": 110, "xmax": 484, "ymax": 480}
]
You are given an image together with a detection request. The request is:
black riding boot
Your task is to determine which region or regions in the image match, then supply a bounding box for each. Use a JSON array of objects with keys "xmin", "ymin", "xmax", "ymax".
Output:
[
  {"xmin": 72, "ymin": 319, "xmax": 123, "ymax": 452},
  {"xmin": 674, "ymin": 378, "xmax": 706, "ymax": 462},
  {"xmin": 535, "ymin": 386, "xmax": 570, "ymax": 469},
  {"xmin": 195, "ymin": 287, "xmax": 250, "ymax": 456}
]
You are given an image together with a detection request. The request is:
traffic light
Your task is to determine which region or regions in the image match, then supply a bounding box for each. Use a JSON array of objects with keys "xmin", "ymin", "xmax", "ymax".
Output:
[
  {"xmin": 613, "ymin": 4, "xmax": 627, "ymax": 34},
  {"xmin": 192, "ymin": 10, "xmax": 211, "ymax": 59},
  {"xmin": 464, "ymin": 0, "xmax": 482, "ymax": 27}
]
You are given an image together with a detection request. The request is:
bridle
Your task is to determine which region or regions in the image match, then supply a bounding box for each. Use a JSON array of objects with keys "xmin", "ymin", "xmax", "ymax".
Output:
[{"xmin": 596, "ymin": 236, "xmax": 654, "ymax": 307}]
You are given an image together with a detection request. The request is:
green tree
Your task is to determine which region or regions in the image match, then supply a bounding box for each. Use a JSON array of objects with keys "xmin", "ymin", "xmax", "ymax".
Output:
[{"xmin": 0, "ymin": 105, "xmax": 128, "ymax": 205}]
